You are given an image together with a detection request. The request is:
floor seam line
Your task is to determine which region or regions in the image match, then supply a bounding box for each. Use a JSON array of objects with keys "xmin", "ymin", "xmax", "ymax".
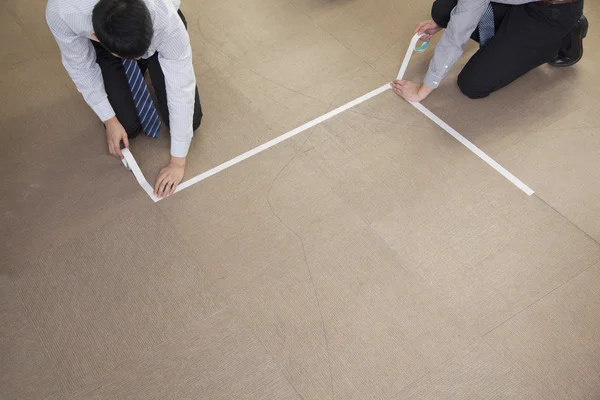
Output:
[
  {"xmin": 536, "ymin": 195, "xmax": 600, "ymax": 247},
  {"xmin": 265, "ymin": 123, "xmax": 336, "ymax": 399},
  {"xmin": 480, "ymin": 255, "xmax": 599, "ymax": 339}
]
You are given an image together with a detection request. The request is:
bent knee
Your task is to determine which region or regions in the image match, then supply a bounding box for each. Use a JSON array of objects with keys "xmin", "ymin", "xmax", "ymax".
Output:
[
  {"xmin": 457, "ymin": 72, "xmax": 490, "ymax": 99},
  {"xmin": 431, "ymin": 0, "xmax": 453, "ymax": 29},
  {"xmin": 124, "ymin": 122, "xmax": 144, "ymax": 139},
  {"xmin": 193, "ymin": 106, "xmax": 203, "ymax": 131},
  {"xmin": 193, "ymin": 118, "xmax": 202, "ymax": 132}
]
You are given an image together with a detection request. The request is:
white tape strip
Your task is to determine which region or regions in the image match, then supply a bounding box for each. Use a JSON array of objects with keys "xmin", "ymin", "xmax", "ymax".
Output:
[
  {"xmin": 409, "ymin": 101, "xmax": 534, "ymax": 196},
  {"xmin": 397, "ymin": 33, "xmax": 424, "ymax": 80},
  {"xmin": 395, "ymin": 34, "xmax": 534, "ymax": 196},
  {"xmin": 175, "ymin": 84, "xmax": 391, "ymax": 193},
  {"xmin": 122, "ymin": 148, "xmax": 160, "ymax": 202},
  {"xmin": 123, "ymin": 33, "xmax": 533, "ymax": 200}
]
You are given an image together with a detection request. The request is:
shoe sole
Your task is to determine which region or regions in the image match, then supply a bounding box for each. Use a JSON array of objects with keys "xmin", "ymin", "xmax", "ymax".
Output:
[{"xmin": 551, "ymin": 16, "xmax": 588, "ymax": 67}]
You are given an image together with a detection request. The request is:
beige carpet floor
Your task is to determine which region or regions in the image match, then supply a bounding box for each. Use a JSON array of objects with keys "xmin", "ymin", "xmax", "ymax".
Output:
[{"xmin": 2, "ymin": 0, "xmax": 600, "ymax": 399}]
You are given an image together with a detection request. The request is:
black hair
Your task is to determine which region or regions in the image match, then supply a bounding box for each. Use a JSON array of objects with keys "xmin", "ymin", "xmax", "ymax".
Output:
[{"xmin": 92, "ymin": 0, "xmax": 153, "ymax": 59}]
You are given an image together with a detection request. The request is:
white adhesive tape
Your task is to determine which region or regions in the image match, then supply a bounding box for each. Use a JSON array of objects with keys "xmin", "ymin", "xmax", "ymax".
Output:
[
  {"xmin": 121, "ymin": 148, "xmax": 160, "ymax": 202},
  {"xmin": 175, "ymin": 84, "xmax": 391, "ymax": 194},
  {"xmin": 397, "ymin": 33, "xmax": 425, "ymax": 80},
  {"xmin": 408, "ymin": 101, "xmax": 535, "ymax": 196},
  {"xmin": 395, "ymin": 35, "xmax": 534, "ymax": 196},
  {"xmin": 121, "ymin": 85, "xmax": 391, "ymax": 201},
  {"xmin": 122, "ymin": 33, "xmax": 533, "ymax": 200}
]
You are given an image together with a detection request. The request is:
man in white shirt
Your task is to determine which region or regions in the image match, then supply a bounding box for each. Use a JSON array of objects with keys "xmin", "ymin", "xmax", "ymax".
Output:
[
  {"xmin": 46, "ymin": 0, "xmax": 202, "ymax": 198},
  {"xmin": 392, "ymin": 0, "xmax": 586, "ymax": 102}
]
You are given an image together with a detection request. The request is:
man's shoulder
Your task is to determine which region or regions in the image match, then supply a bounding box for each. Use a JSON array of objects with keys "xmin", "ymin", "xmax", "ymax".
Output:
[
  {"xmin": 46, "ymin": 0, "xmax": 64, "ymax": 26},
  {"xmin": 46, "ymin": 0, "xmax": 97, "ymax": 31},
  {"xmin": 152, "ymin": 0, "xmax": 181, "ymax": 10},
  {"xmin": 46, "ymin": 0, "xmax": 96, "ymax": 16},
  {"xmin": 46, "ymin": 0, "xmax": 60, "ymax": 15}
]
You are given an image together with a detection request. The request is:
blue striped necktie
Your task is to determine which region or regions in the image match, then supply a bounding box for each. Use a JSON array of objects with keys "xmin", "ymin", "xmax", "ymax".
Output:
[
  {"xmin": 122, "ymin": 59, "xmax": 161, "ymax": 138},
  {"xmin": 479, "ymin": 4, "xmax": 495, "ymax": 46}
]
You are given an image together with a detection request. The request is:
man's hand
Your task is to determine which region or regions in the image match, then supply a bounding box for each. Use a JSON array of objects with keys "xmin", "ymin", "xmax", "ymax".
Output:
[
  {"xmin": 105, "ymin": 116, "xmax": 129, "ymax": 158},
  {"xmin": 154, "ymin": 156, "xmax": 186, "ymax": 198},
  {"xmin": 415, "ymin": 20, "xmax": 442, "ymax": 42},
  {"xmin": 391, "ymin": 80, "xmax": 433, "ymax": 102}
]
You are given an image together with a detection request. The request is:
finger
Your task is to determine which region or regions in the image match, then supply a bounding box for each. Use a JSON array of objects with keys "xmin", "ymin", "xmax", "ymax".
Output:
[
  {"xmin": 122, "ymin": 134, "xmax": 129, "ymax": 149},
  {"xmin": 158, "ymin": 178, "xmax": 169, "ymax": 198},
  {"xmin": 166, "ymin": 182, "xmax": 176, "ymax": 196},
  {"xmin": 163, "ymin": 178, "xmax": 173, "ymax": 198},
  {"xmin": 420, "ymin": 22, "xmax": 435, "ymax": 33},
  {"xmin": 160, "ymin": 180, "xmax": 171, "ymax": 197},
  {"xmin": 172, "ymin": 177, "xmax": 182, "ymax": 195},
  {"xmin": 154, "ymin": 172, "xmax": 166, "ymax": 195},
  {"xmin": 170, "ymin": 179, "xmax": 179, "ymax": 196},
  {"xmin": 164, "ymin": 182, "xmax": 172, "ymax": 197},
  {"xmin": 115, "ymin": 144, "xmax": 124, "ymax": 159},
  {"xmin": 415, "ymin": 21, "xmax": 428, "ymax": 33}
]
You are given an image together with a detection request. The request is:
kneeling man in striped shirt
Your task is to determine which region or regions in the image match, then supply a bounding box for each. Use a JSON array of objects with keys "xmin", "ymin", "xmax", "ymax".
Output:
[{"xmin": 47, "ymin": 0, "xmax": 202, "ymax": 198}]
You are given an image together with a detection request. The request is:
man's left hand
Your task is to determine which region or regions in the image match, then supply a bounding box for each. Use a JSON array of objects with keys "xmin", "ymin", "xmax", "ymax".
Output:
[
  {"xmin": 391, "ymin": 80, "xmax": 432, "ymax": 102},
  {"xmin": 154, "ymin": 157, "xmax": 186, "ymax": 198}
]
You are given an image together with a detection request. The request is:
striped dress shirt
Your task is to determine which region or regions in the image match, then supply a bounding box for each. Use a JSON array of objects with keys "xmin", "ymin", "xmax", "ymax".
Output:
[
  {"xmin": 425, "ymin": 0, "xmax": 539, "ymax": 89},
  {"xmin": 46, "ymin": 0, "xmax": 196, "ymax": 157}
]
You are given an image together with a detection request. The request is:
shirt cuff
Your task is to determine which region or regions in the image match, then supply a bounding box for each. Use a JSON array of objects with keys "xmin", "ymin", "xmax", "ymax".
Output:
[
  {"xmin": 424, "ymin": 70, "xmax": 442, "ymax": 89},
  {"xmin": 171, "ymin": 137, "xmax": 192, "ymax": 158},
  {"xmin": 93, "ymin": 99, "xmax": 116, "ymax": 122}
]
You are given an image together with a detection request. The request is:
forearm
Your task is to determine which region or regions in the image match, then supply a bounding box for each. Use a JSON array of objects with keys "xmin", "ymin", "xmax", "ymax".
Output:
[
  {"xmin": 170, "ymin": 155, "xmax": 186, "ymax": 167},
  {"xmin": 425, "ymin": 0, "xmax": 490, "ymax": 88},
  {"xmin": 156, "ymin": 11, "xmax": 197, "ymax": 158},
  {"xmin": 161, "ymin": 58, "xmax": 196, "ymax": 158},
  {"xmin": 424, "ymin": 34, "xmax": 464, "ymax": 89},
  {"xmin": 419, "ymin": 84, "xmax": 435, "ymax": 99},
  {"xmin": 104, "ymin": 115, "xmax": 119, "ymax": 126}
]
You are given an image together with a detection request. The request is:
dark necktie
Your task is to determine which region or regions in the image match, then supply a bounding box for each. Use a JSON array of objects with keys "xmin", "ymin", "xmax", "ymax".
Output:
[
  {"xmin": 479, "ymin": 4, "xmax": 495, "ymax": 46},
  {"xmin": 122, "ymin": 59, "xmax": 161, "ymax": 138}
]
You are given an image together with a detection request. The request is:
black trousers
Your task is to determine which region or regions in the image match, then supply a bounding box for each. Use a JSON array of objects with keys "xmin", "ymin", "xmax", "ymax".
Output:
[
  {"xmin": 93, "ymin": 10, "xmax": 202, "ymax": 138},
  {"xmin": 431, "ymin": 0, "xmax": 584, "ymax": 98}
]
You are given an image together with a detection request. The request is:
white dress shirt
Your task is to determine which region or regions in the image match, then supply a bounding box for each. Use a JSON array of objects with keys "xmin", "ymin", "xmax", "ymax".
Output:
[
  {"xmin": 46, "ymin": 0, "xmax": 196, "ymax": 157},
  {"xmin": 424, "ymin": 0, "xmax": 539, "ymax": 89}
]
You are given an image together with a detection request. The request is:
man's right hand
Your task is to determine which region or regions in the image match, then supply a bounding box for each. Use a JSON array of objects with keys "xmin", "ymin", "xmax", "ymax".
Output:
[
  {"xmin": 416, "ymin": 20, "xmax": 442, "ymax": 42},
  {"xmin": 105, "ymin": 116, "xmax": 129, "ymax": 158}
]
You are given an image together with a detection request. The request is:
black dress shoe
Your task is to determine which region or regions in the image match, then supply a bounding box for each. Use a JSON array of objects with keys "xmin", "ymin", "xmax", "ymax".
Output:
[{"xmin": 550, "ymin": 15, "xmax": 588, "ymax": 67}]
